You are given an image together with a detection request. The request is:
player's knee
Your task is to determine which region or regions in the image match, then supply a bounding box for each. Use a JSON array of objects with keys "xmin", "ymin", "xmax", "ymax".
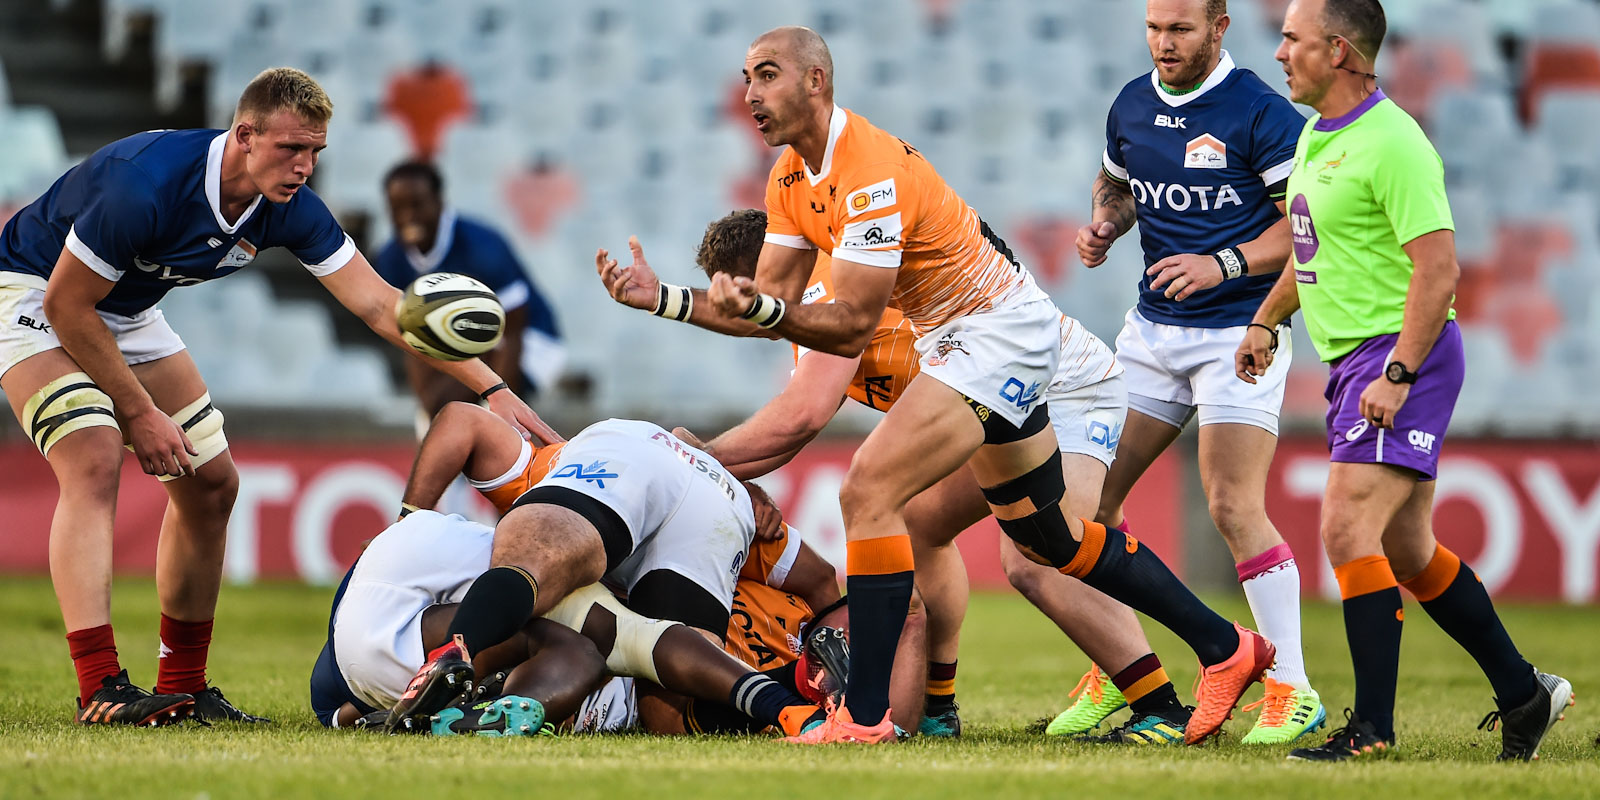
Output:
[
  {"xmin": 981, "ymin": 450, "xmax": 1080, "ymax": 569},
  {"xmin": 54, "ymin": 431, "xmax": 125, "ymax": 502},
  {"xmin": 1205, "ymin": 488, "xmax": 1263, "ymax": 539},
  {"xmin": 1001, "ymin": 546, "xmax": 1054, "ymax": 598},
  {"xmin": 432, "ymin": 400, "xmax": 485, "ymax": 434},
  {"xmin": 839, "ymin": 461, "xmax": 896, "ymax": 529},
  {"xmin": 188, "ymin": 459, "xmax": 240, "ymax": 516}
]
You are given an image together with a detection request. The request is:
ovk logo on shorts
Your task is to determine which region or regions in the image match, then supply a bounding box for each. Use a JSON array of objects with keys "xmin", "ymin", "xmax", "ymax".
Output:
[
  {"xmin": 999, "ymin": 378, "xmax": 1041, "ymax": 413},
  {"xmin": 553, "ymin": 460, "xmax": 619, "ymax": 488}
]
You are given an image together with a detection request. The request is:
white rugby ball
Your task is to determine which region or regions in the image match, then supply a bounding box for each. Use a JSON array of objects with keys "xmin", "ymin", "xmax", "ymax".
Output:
[{"xmin": 395, "ymin": 273, "xmax": 505, "ymax": 361}]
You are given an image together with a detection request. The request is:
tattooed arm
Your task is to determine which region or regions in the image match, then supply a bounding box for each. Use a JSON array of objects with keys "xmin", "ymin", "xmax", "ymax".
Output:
[{"xmin": 1077, "ymin": 171, "xmax": 1137, "ymax": 267}]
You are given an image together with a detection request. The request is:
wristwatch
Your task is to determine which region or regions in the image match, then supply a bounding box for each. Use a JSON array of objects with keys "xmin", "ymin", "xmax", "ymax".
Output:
[{"xmin": 1384, "ymin": 361, "xmax": 1419, "ymax": 385}]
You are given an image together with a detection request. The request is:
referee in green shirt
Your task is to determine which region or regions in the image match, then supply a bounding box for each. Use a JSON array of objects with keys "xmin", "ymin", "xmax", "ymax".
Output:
[{"xmin": 1235, "ymin": 0, "xmax": 1571, "ymax": 763}]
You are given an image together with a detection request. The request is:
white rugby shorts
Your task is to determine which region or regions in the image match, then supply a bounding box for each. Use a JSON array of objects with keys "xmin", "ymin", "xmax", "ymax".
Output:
[
  {"xmin": 1046, "ymin": 314, "xmax": 1127, "ymax": 466},
  {"xmin": 1113, "ymin": 307, "xmax": 1291, "ymax": 434},
  {"xmin": 529, "ymin": 419, "xmax": 755, "ymax": 609},
  {"xmin": 0, "ymin": 272, "xmax": 185, "ymax": 378},
  {"xmin": 331, "ymin": 511, "xmax": 493, "ymax": 711},
  {"xmin": 914, "ymin": 297, "xmax": 1062, "ymax": 427},
  {"xmin": 572, "ymin": 676, "xmax": 640, "ymax": 733}
]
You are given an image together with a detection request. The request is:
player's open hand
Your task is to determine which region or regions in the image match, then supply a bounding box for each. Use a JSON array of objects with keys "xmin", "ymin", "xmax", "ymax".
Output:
[
  {"xmin": 1076, "ymin": 221, "xmax": 1118, "ymax": 267},
  {"xmin": 743, "ymin": 480, "xmax": 785, "ymax": 542},
  {"xmin": 1358, "ymin": 376, "xmax": 1410, "ymax": 430},
  {"xmin": 1147, "ymin": 253, "xmax": 1222, "ymax": 301},
  {"xmin": 707, "ymin": 272, "xmax": 758, "ymax": 318},
  {"xmin": 487, "ymin": 390, "xmax": 565, "ymax": 445},
  {"xmin": 126, "ymin": 406, "xmax": 196, "ymax": 478},
  {"xmin": 1234, "ymin": 325, "xmax": 1276, "ymax": 384},
  {"xmin": 596, "ymin": 236, "xmax": 661, "ymax": 312}
]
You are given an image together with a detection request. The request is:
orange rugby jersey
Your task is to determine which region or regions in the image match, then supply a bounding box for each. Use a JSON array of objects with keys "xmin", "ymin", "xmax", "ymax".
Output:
[
  {"xmin": 764, "ymin": 106, "xmax": 1040, "ymax": 335},
  {"xmin": 792, "ymin": 252, "xmax": 920, "ymax": 411},
  {"xmin": 724, "ymin": 525, "xmax": 812, "ymax": 670},
  {"xmin": 473, "ymin": 441, "xmax": 567, "ymax": 515}
]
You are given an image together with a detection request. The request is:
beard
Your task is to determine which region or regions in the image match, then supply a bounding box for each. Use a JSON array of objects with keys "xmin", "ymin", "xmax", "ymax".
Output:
[{"xmin": 1166, "ymin": 38, "xmax": 1218, "ymax": 88}]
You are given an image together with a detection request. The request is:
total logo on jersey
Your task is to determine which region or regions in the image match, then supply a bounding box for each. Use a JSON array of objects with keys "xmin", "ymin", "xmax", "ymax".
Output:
[{"xmin": 1127, "ymin": 179, "xmax": 1244, "ymax": 212}]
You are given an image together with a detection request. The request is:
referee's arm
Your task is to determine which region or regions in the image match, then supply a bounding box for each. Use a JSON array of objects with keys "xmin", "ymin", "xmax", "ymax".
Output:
[{"xmin": 1389, "ymin": 229, "xmax": 1460, "ymax": 371}]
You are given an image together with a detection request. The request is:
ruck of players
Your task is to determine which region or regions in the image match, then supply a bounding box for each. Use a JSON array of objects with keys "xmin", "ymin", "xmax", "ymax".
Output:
[{"xmin": 1, "ymin": 0, "xmax": 1582, "ymax": 770}]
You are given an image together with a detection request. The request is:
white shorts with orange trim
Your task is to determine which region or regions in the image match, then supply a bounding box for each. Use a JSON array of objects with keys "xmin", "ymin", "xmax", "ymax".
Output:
[{"xmin": 913, "ymin": 297, "xmax": 1062, "ymax": 427}]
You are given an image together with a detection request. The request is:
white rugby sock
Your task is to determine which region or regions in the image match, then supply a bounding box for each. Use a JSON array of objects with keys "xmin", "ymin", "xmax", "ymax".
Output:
[{"xmin": 1237, "ymin": 543, "xmax": 1311, "ymax": 691}]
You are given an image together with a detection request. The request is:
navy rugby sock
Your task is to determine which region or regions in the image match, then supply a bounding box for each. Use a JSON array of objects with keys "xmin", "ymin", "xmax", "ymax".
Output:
[{"xmin": 445, "ymin": 566, "xmax": 538, "ymax": 656}]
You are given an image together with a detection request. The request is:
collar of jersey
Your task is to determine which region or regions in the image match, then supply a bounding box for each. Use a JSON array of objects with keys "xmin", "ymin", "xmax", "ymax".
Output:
[
  {"xmin": 804, "ymin": 104, "xmax": 848, "ymax": 186},
  {"xmin": 1148, "ymin": 50, "xmax": 1235, "ymax": 108},
  {"xmin": 404, "ymin": 205, "xmax": 458, "ymax": 273},
  {"xmin": 205, "ymin": 131, "xmax": 263, "ymax": 235},
  {"xmin": 1313, "ymin": 88, "xmax": 1387, "ymax": 132}
]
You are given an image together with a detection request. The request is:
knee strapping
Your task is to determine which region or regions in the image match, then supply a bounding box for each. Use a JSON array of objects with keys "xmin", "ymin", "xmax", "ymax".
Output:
[
  {"xmin": 981, "ymin": 450, "xmax": 1079, "ymax": 568},
  {"xmin": 544, "ymin": 584, "xmax": 678, "ymax": 684},
  {"xmin": 964, "ymin": 396, "xmax": 1050, "ymax": 444},
  {"xmin": 120, "ymin": 392, "xmax": 228, "ymax": 482},
  {"xmin": 23, "ymin": 372, "xmax": 119, "ymax": 457}
]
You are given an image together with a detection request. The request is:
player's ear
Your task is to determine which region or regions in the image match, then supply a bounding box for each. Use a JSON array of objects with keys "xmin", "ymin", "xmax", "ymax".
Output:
[{"xmin": 233, "ymin": 120, "xmax": 254, "ymax": 152}]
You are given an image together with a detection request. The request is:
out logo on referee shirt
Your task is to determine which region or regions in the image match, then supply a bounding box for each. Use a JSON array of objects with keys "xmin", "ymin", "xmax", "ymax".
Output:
[
  {"xmin": 1290, "ymin": 194, "xmax": 1319, "ymax": 263},
  {"xmin": 1184, "ymin": 134, "xmax": 1227, "ymax": 170}
]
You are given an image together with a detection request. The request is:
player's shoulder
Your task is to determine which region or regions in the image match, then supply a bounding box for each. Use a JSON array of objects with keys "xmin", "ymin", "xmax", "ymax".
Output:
[
  {"xmin": 80, "ymin": 128, "xmax": 213, "ymax": 195},
  {"xmin": 837, "ymin": 109, "xmax": 917, "ymax": 178},
  {"xmin": 1108, "ymin": 72, "xmax": 1158, "ymax": 115}
]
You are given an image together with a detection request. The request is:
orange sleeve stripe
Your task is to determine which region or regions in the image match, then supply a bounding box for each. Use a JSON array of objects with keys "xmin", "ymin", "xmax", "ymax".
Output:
[
  {"xmin": 846, "ymin": 534, "xmax": 915, "ymax": 576},
  {"xmin": 1059, "ymin": 519, "xmax": 1108, "ymax": 579},
  {"xmin": 1400, "ymin": 545, "xmax": 1461, "ymax": 602},
  {"xmin": 1333, "ymin": 555, "xmax": 1398, "ymax": 599}
]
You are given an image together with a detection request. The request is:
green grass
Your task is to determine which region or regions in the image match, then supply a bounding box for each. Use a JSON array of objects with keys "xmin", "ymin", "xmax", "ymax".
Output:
[{"xmin": 0, "ymin": 578, "xmax": 1596, "ymax": 799}]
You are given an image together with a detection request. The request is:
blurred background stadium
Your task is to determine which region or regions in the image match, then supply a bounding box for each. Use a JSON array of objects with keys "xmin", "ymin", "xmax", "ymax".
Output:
[{"xmin": 0, "ymin": 0, "xmax": 1597, "ymax": 599}]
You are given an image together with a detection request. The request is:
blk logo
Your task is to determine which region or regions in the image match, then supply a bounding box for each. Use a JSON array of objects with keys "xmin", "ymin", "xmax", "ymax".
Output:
[{"xmin": 1155, "ymin": 114, "xmax": 1187, "ymax": 129}]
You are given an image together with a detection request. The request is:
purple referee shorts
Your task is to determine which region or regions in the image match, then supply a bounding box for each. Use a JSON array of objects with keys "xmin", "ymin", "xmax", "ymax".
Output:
[{"xmin": 1324, "ymin": 321, "xmax": 1464, "ymax": 481}]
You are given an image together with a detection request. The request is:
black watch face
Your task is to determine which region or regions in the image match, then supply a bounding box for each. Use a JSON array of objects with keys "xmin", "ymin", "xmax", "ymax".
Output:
[{"xmin": 1386, "ymin": 363, "xmax": 1408, "ymax": 383}]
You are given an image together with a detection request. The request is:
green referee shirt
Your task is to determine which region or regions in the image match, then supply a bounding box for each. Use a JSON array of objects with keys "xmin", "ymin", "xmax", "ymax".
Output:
[{"xmin": 1286, "ymin": 89, "xmax": 1456, "ymax": 361}]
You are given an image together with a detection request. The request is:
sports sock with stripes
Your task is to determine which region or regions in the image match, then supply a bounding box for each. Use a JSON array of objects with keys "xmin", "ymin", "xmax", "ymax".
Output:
[
  {"xmin": 843, "ymin": 535, "xmax": 915, "ymax": 726},
  {"xmin": 1064, "ymin": 520, "xmax": 1238, "ymax": 666},
  {"xmin": 726, "ymin": 672, "xmax": 820, "ymax": 735},
  {"xmin": 1112, "ymin": 653, "xmax": 1187, "ymax": 721},
  {"xmin": 925, "ymin": 661, "xmax": 958, "ymax": 716},
  {"xmin": 1237, "ymin": 542, "xmax": 1311, "ymax": 691},
  {"xmin": 1401, "ymin": 544, "xmax": 1537, "ymax": 710},
  {"xmin": 1335, "ymin": 555, "xmax": 1403, "ymax": 740},
  {"xmin": 445, "ymin": 565, "xmax": 538, "ymax": 655},
  {"xmin": 155, "ymin": 614, "xmax": 212, "ymax": 695},
  {"xmin": 66, "ymin": 624, "xmax": 121, "ymax": 703}
]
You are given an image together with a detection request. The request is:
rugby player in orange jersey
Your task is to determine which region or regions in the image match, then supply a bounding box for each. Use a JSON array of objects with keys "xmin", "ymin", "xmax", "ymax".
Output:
[
  {"xmin": 393, "ymin": 400, "xmax": 930, "ymax": 734},
  {"xmin": 603, "ymin": 209, "xmax": 1193, "ymax": 740},
  {"xmin": 599, "ymin": 27, "xmax": 1271, "ymax": 745}
]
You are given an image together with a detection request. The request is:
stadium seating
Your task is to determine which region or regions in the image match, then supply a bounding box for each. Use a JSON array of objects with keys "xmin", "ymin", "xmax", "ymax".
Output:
[{"xmin": 6, "ymin": 0, "xmax": 1587, "ymax": 428}]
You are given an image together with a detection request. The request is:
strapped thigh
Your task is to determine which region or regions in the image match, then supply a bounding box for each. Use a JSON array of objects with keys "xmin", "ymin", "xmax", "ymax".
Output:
[{"xmin": 22, "ymin": 371, "xmax": 119, "ymax": 457}]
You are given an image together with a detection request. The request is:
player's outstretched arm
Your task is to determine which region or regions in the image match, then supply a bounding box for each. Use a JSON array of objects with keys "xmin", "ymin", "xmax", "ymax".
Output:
[
  {"xmin": 707, "ymin": 258, "xmax": 893, "ymax": 357},
  {"xmin": 1077, "ymin": 171, "xmax": 1137, "ymax": 268},
  {"xmin": 1148, "ymin": 200, "xmax": 1294, "ymax": 301},
  {"xmin": 318, "ymin": 253, "xmax": 562, "ymax": 444},
  {"xmin": 703, "ymin": 350, "xmax": 858, "ymax": 480},
  {"xmin": 595, "ymin": 237, "xmax": 777, "ymax": 339},
  {"xmin": 43, "ymin": 251, "xmax": 196, "ymax": 477},
  {"xmin": 1236, "ymin": 263, "xmax": 1303, "ymax": 384}
]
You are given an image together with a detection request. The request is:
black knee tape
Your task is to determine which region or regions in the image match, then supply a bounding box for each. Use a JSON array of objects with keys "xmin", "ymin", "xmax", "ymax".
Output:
[
  {"xmin": 511, "ymin": 485, "xmax": 633, "ymax": 572},
  {"xmin": 980, "ymin": 450, "xmax": 1079, "ymax": 568},
  {"xmin": 964, "ymin": 397, "xmax": 1050, "ymax": 444}
]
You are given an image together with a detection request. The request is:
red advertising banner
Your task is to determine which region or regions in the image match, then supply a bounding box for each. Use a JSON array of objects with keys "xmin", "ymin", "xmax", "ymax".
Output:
[
  {"xmin": 1265, "ymin": 438, "xmax": 1600, "ymax": 603},
  {"xmin": 3, "ymin": 436, "xmax": 1595, "ymax": 600}
]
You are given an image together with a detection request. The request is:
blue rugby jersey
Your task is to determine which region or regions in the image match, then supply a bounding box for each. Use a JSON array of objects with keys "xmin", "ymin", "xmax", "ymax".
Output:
[
  {"xmin": 0, "ymin": 129, "xmax": 353, "ymax": 317},
  {"xmin": 1102, "ymin": 50, "xmax": 1305, "ymax": 327}
]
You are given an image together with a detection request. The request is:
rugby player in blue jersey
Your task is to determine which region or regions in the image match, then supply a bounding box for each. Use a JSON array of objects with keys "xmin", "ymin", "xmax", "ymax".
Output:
[
  {"xmin": 0, "ymin": 68, "xmax": 556, "ymax": 726},
  {"xmin": 1066, "ymin": 0, "xmax": 1325, "ymax": 744}
]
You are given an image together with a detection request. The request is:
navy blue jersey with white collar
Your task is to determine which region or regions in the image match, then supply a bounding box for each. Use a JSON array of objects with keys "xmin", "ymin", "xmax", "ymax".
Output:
[
  {"xmin": 1102, "ymin": 50, "xmax": 1305, "ymax": 327},
  {"xmin": 0, "ymin": 128, "xmax": 354, "ymax": 317}
]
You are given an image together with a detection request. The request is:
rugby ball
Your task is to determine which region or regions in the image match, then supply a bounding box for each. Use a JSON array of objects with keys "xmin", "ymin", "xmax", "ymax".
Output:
[{"xmin": 395, "ymin": 273, "xmax": 505, "ymax": 361}]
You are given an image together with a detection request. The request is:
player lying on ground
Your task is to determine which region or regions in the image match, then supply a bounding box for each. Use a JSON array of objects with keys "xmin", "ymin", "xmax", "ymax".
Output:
[
  {"xmin": 1240, "ymin": 0, "xmax": 1572, "ymax": 763},
  {"xmin": 382, "ymin": 410, "xmax": 889, "ymax": 735},
  {"xmin": 1074, "ymin": 0, "xmax": 1325, "ymax": 744},
  {"xmin": 311, "ymin": 508, "xmax": 832, "ymax": 737},
  {"xmin": 384, "ymin": 401, "xmax": 929, "ymax": 732},
  {"xmin": 602, "ymin": 212, "xmax": 1196, "ymax": 744},
  {"xmin": 0, "ymin": 67, "xmax": 554, "ymax": 727}
]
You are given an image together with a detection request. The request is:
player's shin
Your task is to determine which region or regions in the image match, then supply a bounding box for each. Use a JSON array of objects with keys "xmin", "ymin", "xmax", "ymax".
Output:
[
  {"xmin": 650, "ymin": 626, "xmax": 821, "ymax": 736},
  {"xmin": 843, "ymin": 535, "xmax": 916, "ymax": 726},
  {"xmin": 447, "ymin": 566, "xmax": 540, "ymax": 655},
  {"xmin": 1334, "ymin": 556, "xmax": 1404, "ymax": 741},
  {"xmin": 1401, "ymin": 544, "xmax": 1537, "ymax": 710}
]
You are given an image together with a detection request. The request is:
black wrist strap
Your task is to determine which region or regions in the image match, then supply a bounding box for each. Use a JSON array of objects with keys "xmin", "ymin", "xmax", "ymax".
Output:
[
  {"xmin": 1214, "ymin": 247, "xmax": 1247, "ymax": 281},
  {"xmin": 1247, "ymin": 323, "xmax": 1279, "ymax": 353},
  {"xmin": 478, "ymin": 382, "xmax": 509, "ymax": 401}
]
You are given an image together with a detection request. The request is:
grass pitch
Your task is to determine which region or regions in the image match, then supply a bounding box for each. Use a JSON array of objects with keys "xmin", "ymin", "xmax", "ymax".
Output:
[{"xmin": 0, "ymin": 577, "xmax": 1596, "ymax": 799}]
